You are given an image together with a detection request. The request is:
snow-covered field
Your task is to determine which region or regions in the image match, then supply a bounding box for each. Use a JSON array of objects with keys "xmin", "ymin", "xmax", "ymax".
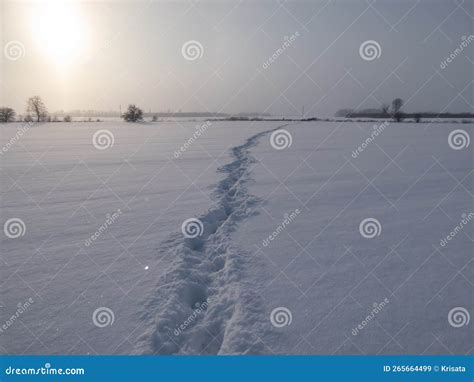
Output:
[{"xmin": 1, "ymin": 121, "xmax": 472, "ymax": 355}]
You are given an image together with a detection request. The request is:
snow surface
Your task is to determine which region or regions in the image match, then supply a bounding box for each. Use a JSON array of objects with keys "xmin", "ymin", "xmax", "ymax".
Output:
[
  {"xmin": 234, "ymin": 122, "xmax": 473, "ymax": 354},
  {"xmin": 1, "ymin": 121, "xmax": 472, "ymax": 355}
]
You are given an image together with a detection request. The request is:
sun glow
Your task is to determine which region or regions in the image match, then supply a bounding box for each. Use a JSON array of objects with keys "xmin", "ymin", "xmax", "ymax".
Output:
[{"xmin": 31, "ymin": 1, "xmax": 87, "ymax": 68}]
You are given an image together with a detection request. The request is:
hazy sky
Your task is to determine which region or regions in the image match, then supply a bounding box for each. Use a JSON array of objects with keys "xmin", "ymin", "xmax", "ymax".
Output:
[{"xmin": 1, "ymin": 0, "xmax": 473, "ymax": 117}]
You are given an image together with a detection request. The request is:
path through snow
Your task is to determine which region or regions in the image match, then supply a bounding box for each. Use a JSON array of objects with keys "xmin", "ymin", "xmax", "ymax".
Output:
[{"xmin": 135, "ymin": 124, "xmax": 295, "ymax": 354}]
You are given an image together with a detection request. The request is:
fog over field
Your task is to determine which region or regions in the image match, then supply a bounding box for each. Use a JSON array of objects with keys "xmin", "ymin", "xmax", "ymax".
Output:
[
  {"xmin": 1, "ymin": 0, "xmax": 472, "ymax": 356},
  {"xmin": 2, "ymin": 0, "xmax": 472, "ymax": 116}
]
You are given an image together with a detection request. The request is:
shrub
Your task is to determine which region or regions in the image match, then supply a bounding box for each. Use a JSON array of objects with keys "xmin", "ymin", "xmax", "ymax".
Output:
[
  {"xmin": 122, "ymin": 104, "xmax": 143, "ymax": 122},
  {"xmin": 0, "ymin": 107, "xmax": 16, "ymax": 122}
]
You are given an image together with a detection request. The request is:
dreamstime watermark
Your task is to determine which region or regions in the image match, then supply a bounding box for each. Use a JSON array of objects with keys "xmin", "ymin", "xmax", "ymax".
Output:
[
  {"xmin": 174, "ymin": 121, "xmax": 211, "ymax": 158},
  {"xmin": 174, "ymin": 298, "xmax": 211, "ymax": 336},
  {"xmin": 262, "ymin": 209, "xmax": 300, "ymax": 247},
  {"xmin": 92, "ymin": 129, "xmax": 115, "ymax": 150},
  {"xmin": 262, "ymin": 31, "xmax": 300, "ymax": 69},
  {"xmin": 439, "ymin": 212, "xmax": 473, "ymax": 247},
  {"xmin": 0, "ymin": 298, "xmax": 34, "ymax": 334},
  {"xmin": 440, "ymin": 35, "xmax": 474, "ymax": 70},
  {"xmin": 182, "ymin": 40, "xmax": 203, "ymax": 61},
  {"xmin": 359, "ymin": 40, "xmax": 381, "ymax": 61},
  {"xmin": 448, "ymin": 307, "xmax": 470, "ymax": 328},
  {"xmin": 448, "ymin": 129, "xmax": 470, "ymax": 150},
  {"xmin": 4, "ymin": 40, "xmax": 25, "ymax": 61},
  {"xmin": 84, "ymin": 209, "xmax": 122, "ymax": 247},
  {"xmin": 351, "ymin": 298, "xmax": 389, "ymax": 336},
  {"xmin": 270, "ymin": 307, "xmax": 292, "ymax": 328},
  {"xmin": 5, "ymin": 363, "xmax": 85, "ymax": 376},
  {"xmin": 0, "ymin": 122, "xmax": 35, "ymax": 155},
  {"xmin": 3, "ymin": 218, "xmax": 26, "ymax": 239},
  {"xmin": 359, "ymin": 218, "xmax": 382, "ymax": 239},
  {"xmin": 351, "ymin": 121, "xmax": 389, "ymax": 158},
  {"xmin": 181, "ymin": 218, "xmax": 204, "ymax": 238},
  {"xmin": 92, "ymin": 307, "xmax": 115, "ymax": 328},
  {"xmin": 270, "ymin": 129, "xmax": 292, "ymax": 150}
]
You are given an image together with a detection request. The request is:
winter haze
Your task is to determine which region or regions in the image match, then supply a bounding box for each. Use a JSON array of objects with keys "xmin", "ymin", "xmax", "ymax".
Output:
[
  {"xmin": 1, "ymin": 0, "xmax": 472, "ymax": 116},
  {"xmin": 0, "ymin": 0, "xmax": 472, "ymax": 358}
]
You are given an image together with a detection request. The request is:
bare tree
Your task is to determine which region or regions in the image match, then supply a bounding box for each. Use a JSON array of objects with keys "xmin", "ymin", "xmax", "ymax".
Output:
[
  {"xmin": 392, "ymin": 98, "xmax": 403, "ymax": 113},
  {"xmin": 391, "ymin": 98, "xmax": 404, "ymax": 122},
  {"xmin": 27, "ymin": 96, "xmax": 48, "ymax": 122},
  {"xmin": 380, "ymin": 104, "xmax": 390, "ymax": 116},
  {"xmin": 0, "ymin": 107, "xmax": 16, "ymax": 122}
]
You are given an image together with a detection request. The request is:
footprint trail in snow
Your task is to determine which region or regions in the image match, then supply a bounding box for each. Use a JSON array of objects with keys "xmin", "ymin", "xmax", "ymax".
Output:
[{"xmin": 135, "ymin": 124, "xmax": 295, "ymax": 354}]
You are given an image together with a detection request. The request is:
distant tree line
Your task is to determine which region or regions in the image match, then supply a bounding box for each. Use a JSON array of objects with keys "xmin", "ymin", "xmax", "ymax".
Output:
[
  {"xmin": 0, "ymin": 96, "xmax": 73, "ymax": 123},
  {"xmin": 336, "ymin": 98, "xmax": 473, "ymax": 122},
  {"xmin": 0, "ymin": 99, "xmax": 147, "ymax": 123},
  {"xmin": 2, "ymin": 99, "xmax": 278, "ymax": 124}
]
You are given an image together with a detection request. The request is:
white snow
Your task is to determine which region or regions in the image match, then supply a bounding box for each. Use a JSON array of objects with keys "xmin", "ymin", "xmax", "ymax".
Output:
[
  {"xmin": 1, "ymin": 121, "xmax": 472, "ymax": 355},
  {"xmin": 234, "ymin": 121, "xmax": 473, "ymax": 354}
]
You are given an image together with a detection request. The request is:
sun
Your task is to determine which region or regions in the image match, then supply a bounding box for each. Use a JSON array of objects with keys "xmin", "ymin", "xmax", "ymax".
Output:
[{"xmin": 31, "ymin": 1, "xmax": 87, "ymax": 68}]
